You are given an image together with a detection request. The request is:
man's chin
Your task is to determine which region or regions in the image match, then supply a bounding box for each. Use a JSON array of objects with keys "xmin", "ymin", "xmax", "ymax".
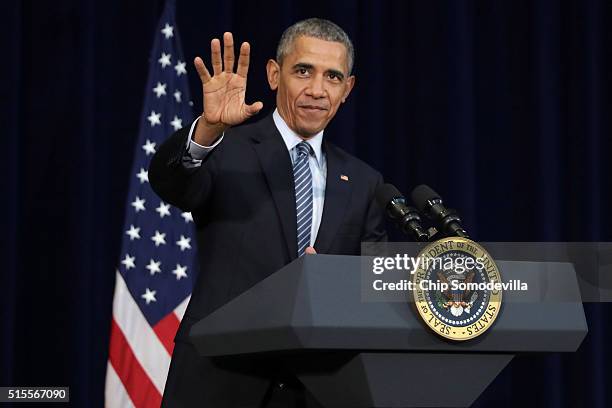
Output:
[
  {"xmin": 295, "ymin": 122, "xmax": 327, "ymax": 138},
  {"xmin": 295, "ymin": 128, "xmax": 323, "ymax": 139}
]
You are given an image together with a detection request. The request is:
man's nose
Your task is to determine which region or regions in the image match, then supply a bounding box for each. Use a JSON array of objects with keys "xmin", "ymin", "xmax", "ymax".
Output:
[{"xmin": 305, "ymin": 75, "xmax": 326, "ymax": 98}]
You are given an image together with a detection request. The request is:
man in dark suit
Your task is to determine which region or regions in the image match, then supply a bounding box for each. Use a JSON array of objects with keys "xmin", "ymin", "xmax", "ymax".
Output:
[{"xmin": 150, "ymin": 18, "xmax": 387, "ymax": 408}]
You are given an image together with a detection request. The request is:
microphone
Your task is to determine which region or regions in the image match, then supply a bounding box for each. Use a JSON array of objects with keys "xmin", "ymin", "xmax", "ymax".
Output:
[
  {"xmin": 376, "ymin": 184, "xmax": 429, "ymax": 242},
  {"xmin": 410, "ymin": 184, "xmax": 469, "ymax": 238}
]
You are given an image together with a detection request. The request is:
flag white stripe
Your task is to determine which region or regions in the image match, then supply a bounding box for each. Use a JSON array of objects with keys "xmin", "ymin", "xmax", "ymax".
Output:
[
  {"xmin": 104, "ymin": 362, "xmax": 136, "ymax": 408},
  {"xmin": 112, "ymin": 271, "xmax": 171, "ymax": 394},
  {"xmin": 174, "ymin": 295, "xmax": 190, "ymax": 320}
]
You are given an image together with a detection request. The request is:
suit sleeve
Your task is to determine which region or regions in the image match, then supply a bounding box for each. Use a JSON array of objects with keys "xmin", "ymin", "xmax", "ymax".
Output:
[
  {"xmin": 148, "ymin": 127, "xmax": 222, "ymax": 212},
  {"xmin": 361, "ymin": 172, "xmax": 388, "ymax": 242}
]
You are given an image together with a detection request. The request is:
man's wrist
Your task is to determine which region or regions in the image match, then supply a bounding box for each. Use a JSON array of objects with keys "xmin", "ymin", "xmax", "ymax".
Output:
[{"xmin": 193, "ymin": 116, "xmax": 228, "ymax": 146}]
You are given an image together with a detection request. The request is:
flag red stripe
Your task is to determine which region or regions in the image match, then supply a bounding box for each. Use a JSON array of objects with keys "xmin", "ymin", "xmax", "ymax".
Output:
[
  {"xmin": 109, "ymin": 318, "xmax": 163, "ymax": 407},
  {"xmin": 153, "ymin": 312, "xmax": 180, "ymax": 355}
]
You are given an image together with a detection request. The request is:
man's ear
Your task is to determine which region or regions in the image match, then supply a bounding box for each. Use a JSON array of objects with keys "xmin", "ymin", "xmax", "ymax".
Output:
[
  {"xmin": 342, "ymin": 75, "xmax": 355, "ymax": 103},
  {"xmin": 266, "ymin": 59, "xmax": 280, "ymax": 91}
]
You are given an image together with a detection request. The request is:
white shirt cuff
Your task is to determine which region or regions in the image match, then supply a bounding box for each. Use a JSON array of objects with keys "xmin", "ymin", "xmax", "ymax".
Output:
[{"xmin": 183, "ymin": 116, "xmax": 224, "ymax": 166}]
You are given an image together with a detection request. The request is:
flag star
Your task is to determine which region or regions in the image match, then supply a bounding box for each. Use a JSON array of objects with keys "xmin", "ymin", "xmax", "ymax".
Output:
[
  {"xmin": 136, "ymin": 168, "xmax": 148, "ymax": 184},
  {"xmin": 181, "ymin": 212, "xmax": 193, "ymax": 223},
  {"xmin": 172, "ymin": 264, "xmax": 188, "ymax": 280},
  {"xmin": 174, "ymin": 60, "xmax": 187, "ymax": 76},
  {"xmin": 156, "ymin": 202, "xmax": 171, "ymax": 218},
  {"xmin": 176, "ymin": 235, "xmax": 192, "ymax": 251},
  {"xmin": 161, "ymin": 23, "xmax": 174, "ymax": 39},
  {"xmin": 173, "ymin": 90, "xmax": 182, "ymax": 103},
  {"xmin": 141, "ymin": 288, "xmax": 157, "ymax": 304},
  {"xmin": 158, "ymin": 52, "xmax": 172, "ymax": 68},
  {"xmin": 152, "ymin": 82, "xmax": 167, "ymax": 98},
  {"xmin": 125, "ymin": 225, "xmax": 141, "ymax": 241},
  {"xmin": 147, "ymin": 110, "xmax": 161, "ymax": 127},
  {"xmin": 170, "ymin": 115, "xmax": 183, "ymax": 130},
  {"xmin": 121, "ymin": 254, "xmax": 136, "ymax": 270},
  {"xmin": 142, "ymin": 139, "xmax": 156, "ymax": 155},
  {"xmin": 145, "ymin": 259, "xmax": 162, "ymax": 275},
  {"xmin": 131, "ymin": 196, "xmax": 146, "ymax": 212},
  {"xmin": 151, "ymin": 230, "xmax": 167, "ymax": 247}
]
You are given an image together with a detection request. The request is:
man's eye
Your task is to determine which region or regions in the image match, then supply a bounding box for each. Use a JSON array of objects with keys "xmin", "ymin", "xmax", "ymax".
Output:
[
  {"xmin": 297, "ymin": 68, "xmax": 308, "ymax": 75},
  {"xmin": 328, "ymin": 73, "xmax": 341, "ymax": 81}
]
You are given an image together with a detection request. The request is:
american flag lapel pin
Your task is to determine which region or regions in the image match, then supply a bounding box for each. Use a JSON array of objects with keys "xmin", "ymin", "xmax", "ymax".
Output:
[{"xmin": 340, "ymin": 174, "xmax": 349, "ymax": 182}]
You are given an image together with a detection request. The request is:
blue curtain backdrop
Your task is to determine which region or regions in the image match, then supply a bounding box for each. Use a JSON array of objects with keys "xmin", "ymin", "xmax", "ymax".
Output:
[{"xmin": 2, "ymin": 0, "xmax": 610, "ymax": 406}]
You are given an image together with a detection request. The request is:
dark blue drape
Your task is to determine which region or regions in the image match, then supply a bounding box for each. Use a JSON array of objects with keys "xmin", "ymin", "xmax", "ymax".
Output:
[{"xmin": 2, "ymin": 0, "xmax": 610, "ymax": 406}]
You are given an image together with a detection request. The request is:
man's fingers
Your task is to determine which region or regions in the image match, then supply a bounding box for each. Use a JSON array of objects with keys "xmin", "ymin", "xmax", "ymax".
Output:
[
  {"xmin": 211, "ymin": 38, "xmax": 222, "ymax": 76},
  {"xmin": 245, "ymin": 101, "xmax": 263, "ymax": 117},
  {"xmin": 236, "ymin": 42, "xmax": 251, "ymax": 78},
  {"xmin": 223, "ymin": 32, "xmax": 235, "ymax": 73},
  {"xmin": 305, "ymin": 246, "xmax": 317, "ymax": 255},
  {"xmin": 194, "ymin": 57, "xmax": 211, "ymax": 84}
]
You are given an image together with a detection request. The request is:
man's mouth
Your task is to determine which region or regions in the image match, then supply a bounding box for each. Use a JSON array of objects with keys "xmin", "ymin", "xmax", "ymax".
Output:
[{"xmin": 298, "ymin": 105, "xmax": 328, "ymax": 111}]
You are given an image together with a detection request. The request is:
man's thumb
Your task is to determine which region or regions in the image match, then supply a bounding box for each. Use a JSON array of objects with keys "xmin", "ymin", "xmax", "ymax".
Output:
[{"xmin": 246, "ymin": 101, "xmax": 263, "ymax": 116}]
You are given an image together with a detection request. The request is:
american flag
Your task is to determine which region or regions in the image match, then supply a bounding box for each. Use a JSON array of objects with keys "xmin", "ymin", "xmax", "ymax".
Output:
[{"xmin": 105, "ymin": 1, "xmax": 196, "ymax": 406}]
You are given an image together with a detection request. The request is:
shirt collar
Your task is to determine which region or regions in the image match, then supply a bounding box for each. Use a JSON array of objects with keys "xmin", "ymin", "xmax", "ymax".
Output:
[{"xmin": 272, "ymin": 108, "xmax": 324, "ymax": 165}]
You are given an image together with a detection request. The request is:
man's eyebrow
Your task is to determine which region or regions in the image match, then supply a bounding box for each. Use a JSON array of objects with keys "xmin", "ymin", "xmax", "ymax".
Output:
[{"xmin": 292, "ymin": 62, "xmax": 314, "ymax": 70}]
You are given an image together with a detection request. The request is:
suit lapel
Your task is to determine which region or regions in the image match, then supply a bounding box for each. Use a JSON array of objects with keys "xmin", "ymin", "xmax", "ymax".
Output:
[
  {"xmin": 314, "ymin": 141, "xmax": 352, "ymax": 253},
  {"xmin": 250, "ymin": 115, "xmax": 298, "ymax": 261}
]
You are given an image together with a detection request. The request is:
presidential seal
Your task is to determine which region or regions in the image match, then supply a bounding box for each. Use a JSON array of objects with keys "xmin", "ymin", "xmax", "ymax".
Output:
[{"xmin": 412, "ymin": 237, "xmax": 502, "ymax": 341}]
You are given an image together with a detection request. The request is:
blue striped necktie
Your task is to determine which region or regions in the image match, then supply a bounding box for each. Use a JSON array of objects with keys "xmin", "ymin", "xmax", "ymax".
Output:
[{"xmin": 293, "ymin": 141, "xmax": 314, "ymax": 257}]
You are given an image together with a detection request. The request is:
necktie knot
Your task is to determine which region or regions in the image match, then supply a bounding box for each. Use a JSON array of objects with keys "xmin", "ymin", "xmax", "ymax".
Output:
[{"xmin": 296, "ymin": 141, "xmax": 313, "ymax": 159}]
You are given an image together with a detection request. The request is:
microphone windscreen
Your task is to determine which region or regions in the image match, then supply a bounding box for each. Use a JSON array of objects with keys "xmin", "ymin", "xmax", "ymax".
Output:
[
  {"xmin": 375, "ymin": 183, "xmax": 403, "ymax": 208},
  {"xmin": 411, "ymin": 184, "xmax": 440, "ymax": 212}
]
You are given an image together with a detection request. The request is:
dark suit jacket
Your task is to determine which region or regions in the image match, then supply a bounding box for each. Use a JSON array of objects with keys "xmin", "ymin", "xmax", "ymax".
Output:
[{"xmin": 149, "ymin": 113, "xmax": 386, "ymax": 407}]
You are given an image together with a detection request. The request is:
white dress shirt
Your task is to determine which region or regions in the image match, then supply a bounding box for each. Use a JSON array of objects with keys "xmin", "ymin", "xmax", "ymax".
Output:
[{"xmin": 183, "ymin": 109, "xmax": 327, "ymax": 247}]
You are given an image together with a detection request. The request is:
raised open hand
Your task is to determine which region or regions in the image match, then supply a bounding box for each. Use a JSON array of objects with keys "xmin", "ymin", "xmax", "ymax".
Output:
[{"xmin": 193, "ymin": 32, "xmax": 263, "ymax": 145}]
